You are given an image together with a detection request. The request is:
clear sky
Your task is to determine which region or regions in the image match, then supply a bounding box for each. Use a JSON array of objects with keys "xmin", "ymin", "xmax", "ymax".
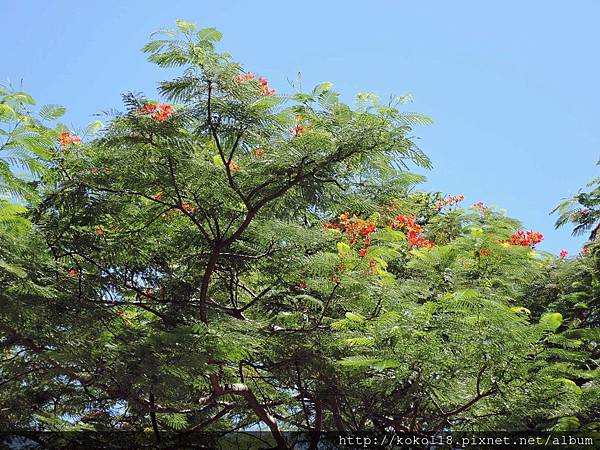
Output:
[{"xmin": 2, "ymin": 0, "xmax": 598, "ymax": 254}]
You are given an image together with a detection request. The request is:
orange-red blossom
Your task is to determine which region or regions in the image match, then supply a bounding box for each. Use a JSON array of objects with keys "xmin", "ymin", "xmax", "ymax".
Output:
[
  {"xmin": 58, "ymin": 132, "xmax": 81, "ymax": 146},
  {"xmin": 233, "ymin": 73, "xmax": 256, "ymax": 83},
  {"xmin": 290, "ymin": 115, "xmax": 304, "ymax": 137},
  {"xmin": 66, "ymin": 268, "xmax": 80, "ymax": 277},
  {"xmin": 326, "ymin": 212, "xmax": 435, "ymax": 251},
  {"xmin": 141, "ymin": 103, "xmax": 175, "ymax": 122},
  {"xmin": 508, "ymin": 230, "xmax": 544, "ymax": 247},
  {"xmin": 434, "ymin": 194, "xmax": 464, "ymax": 210},
  {"xmin": 392, "ymin": 215, "xmax": 435, "ymax": 248},
  {"xmin": 326, "ymin": 213, "xmax": 377, "ymax": 253},
  {"xmin": 228, "ymin": 161, "xmax": 239, "ymax": 172},
  {"xmin": 258, "ymin": 76, "xmax": 276, "ymax": 96},
  {"xmin": 181, "ymin": 203, "xmax": 198, "ymax": 214},
  {"xmin": 233, "ymin": 73, "xmax": 275, "ymax": 96}
]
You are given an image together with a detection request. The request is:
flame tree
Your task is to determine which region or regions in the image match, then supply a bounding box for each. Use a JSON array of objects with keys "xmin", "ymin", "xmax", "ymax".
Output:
[{"xmin": 0, "ymin": 21, "xmax": 597, "ymax": 448}]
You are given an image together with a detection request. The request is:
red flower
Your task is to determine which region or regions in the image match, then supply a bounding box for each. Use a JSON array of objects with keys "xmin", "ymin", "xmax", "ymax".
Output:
[
  {"xmin": 434, "ymin": 194, "xmax": 464, "ymax": 210},
  {"xmin": 528, "ymin": 231, "xmax": 543, "ymax": 245},
  {"xmin": 58, "ymin": 132, "xmax": 70, "ymax": 145},
  {"xmin": 328, "ymin": 212, "xmax": 378, "ymax": 249},
  {"xmin": 407, "ymin": 232, "xmax": 435, "ymax": 249},
  {"xmin": 95, "ymin": 226, "xmax": 105, "ymax": 236},
  {"xmin": 181, "ymin": 203, "xmax": 198, "ymax": 214},
  {"xmin": 295, "ymin": 280, "xmax": 308, "ymax": 289},
  {"xmin": 141, "ymin": 103, "xmax": 175, "ymax": 122},
  {"xmin": 290, "ymin": 115, "xmax": 304, "ymax": 136},
  {"xmin": 233, "ymin": 73, "xmax": 256, "ymax": 83},
  {"xmin": 510, "ymin": 230, "xmax": 544, "ymax": 247},
  {"xmin": 559, "ymin": 250, "xmax": 568, "ymax": 259},
  {"xmin": 392, "ymin": 215, "xmax": 434, "ymax": 248},
  {"xmin": 58, "ymin": 132, "xmax": 81, "ymax": 146},
  {"xmin": 258, "ymin": 76, "xmax": 276, "ymax": 96},
  {"xmin": 473, "ymin": 201, "xmax": 487, "ymax": 211},
  {"xmin": 358, "ymin": 248, "xmax": 368, "ymax": 257},
  {"xmin": 359, "ymin": 220, "xmax": 376, "ymax": 237},
  {"xmin": 369, "ymin": 258, "xmax": 377, "ymax": 273},
  {"xmin": 228, "ymin": 161, "xmax": 239, "ymax": 172},
  {"xmin": 392, "ymin": 215, "xmax": 423, "ymax": 233},
  {"xmin": 580, "ymin": 247, "xmax": 590, "ymax": 255}
]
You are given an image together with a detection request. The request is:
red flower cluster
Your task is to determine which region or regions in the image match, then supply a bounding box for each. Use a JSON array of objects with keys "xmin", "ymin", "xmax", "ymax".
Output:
[
  {"xmin": 58, "ymin": 132, "xmax": 81, "ymax": 146},
  {"xmin": 253, "ymin": 147, "xmax": 266, "ymax": 158},
  {"xmin": 258, "ymin": 76, "xmax": 276, "ymax": 96},
  {"xmin": 233, "ymin": 73, "xmax": 256, "ymax": 83},
  {"xmin": 580, "ymin": 247, "xmax": 590, "ymax": 255},
  {"xmin": 407, "ymin": 230, "xmax": 436, "ymax": 249},
  {"xmin": 181, "ymin": 203, "xmax": 198, "ymax": 214},
  {"xmin": 228, "ymin": 161, "xmax": 239, "ymax": 172},
  {"xmin": 289, "ymin": 115, "xmax": 304, "ymax": 136},
  {"xmin": 233, "ymin": 73, "xmax": 275, "ymax": 96},
  {"xmin": 392, "ymin": 215, "xmax": 435, "ymax": 248},
  {"xmin": 559, "ymin": 250, "xmax": 568, "ymax": 259},
  {"xmin": 473, "ymin": 201, "xmax": 487, "ymax": 212},
  {"xmin": 434, "ymin": 194, "xmax": 464, "ymax": 210},
  {"xmin": 295, "ymin": 280, "xmax": 308, "ymax": 290},
  {"xmin": 325, "ymin": 213, "xmax": 377, "ymax": 254},
  {"xmin": 369, "ymin": 258, "xmax": 377, "ymax": 273},
  {"xmin": 509, "ymin": 230, "xmax": 544, "ymax": 247},
  {"xmin": 90, "ymin": 166, "xmax": 112, "ymax": 176},
  {"xmin": 66, "ymin": 268, "xmax": 80, "ymax": 277},
  {"xmin": 141, "ymin": 103, "xmax": 174, "ymax": 122},
  {"xmin": 392, "ymin": 215, "xmax": 423, "ymax": 233}
]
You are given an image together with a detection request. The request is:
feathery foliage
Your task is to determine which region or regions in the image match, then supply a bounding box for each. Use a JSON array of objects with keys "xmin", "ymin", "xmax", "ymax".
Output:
[{"xmin": 0, "ymin": 21, "xmax": 598, "ymax": 448}]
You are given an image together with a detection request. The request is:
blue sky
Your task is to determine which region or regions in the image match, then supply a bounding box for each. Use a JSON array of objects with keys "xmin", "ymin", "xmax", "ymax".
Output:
[{"xmin": 2, "ymin": 0, "xmax": 598, "ymax": 254}]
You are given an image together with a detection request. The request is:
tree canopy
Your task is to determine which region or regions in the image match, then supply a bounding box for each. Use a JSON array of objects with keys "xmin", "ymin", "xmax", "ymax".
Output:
[{"xmin": 0, "ymin": 21, "xmax": 598, "ymax": 449}]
